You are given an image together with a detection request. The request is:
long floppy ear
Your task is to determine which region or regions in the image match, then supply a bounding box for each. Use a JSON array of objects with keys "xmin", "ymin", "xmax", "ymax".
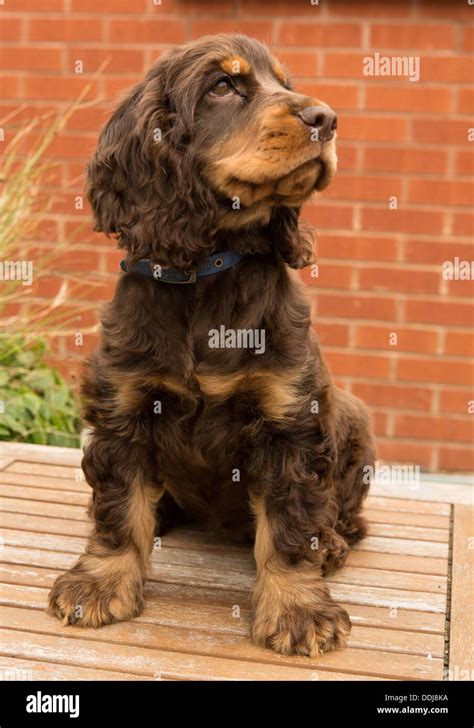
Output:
[
  {"xmin": 268, "ymin": 207, "xmax": 315, "ymax": 269},
  {"xmin": 86, "ymin": 65, "xmax": 219, "ymax": 269}
]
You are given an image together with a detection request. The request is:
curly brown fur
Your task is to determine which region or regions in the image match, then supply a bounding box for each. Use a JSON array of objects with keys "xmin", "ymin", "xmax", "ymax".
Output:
[{"xmin": 48, "ymin": 34, "xmax": 375, "ymax": 657}]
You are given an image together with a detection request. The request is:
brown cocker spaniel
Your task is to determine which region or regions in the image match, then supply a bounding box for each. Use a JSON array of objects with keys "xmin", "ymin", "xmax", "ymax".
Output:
[{"xmin": 48, "ymin": 34, "xmax": 375, "ymax": 658}]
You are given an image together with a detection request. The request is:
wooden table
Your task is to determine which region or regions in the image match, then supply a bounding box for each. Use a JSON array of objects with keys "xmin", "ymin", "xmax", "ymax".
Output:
[{"xmin": 0, "ymin": 442, "xmax": 472, "ymax": 681}]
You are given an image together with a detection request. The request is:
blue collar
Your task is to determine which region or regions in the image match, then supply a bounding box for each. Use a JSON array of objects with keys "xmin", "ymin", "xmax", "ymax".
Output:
[{"xmin": 120, "ymin": 251, "xmax": 243, "ymax": 284}]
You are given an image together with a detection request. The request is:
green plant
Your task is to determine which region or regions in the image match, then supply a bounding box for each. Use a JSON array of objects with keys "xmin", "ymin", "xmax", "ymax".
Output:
[{"xmin": 0, "ymin": 335, "xmax": 82, "ymax": 447}]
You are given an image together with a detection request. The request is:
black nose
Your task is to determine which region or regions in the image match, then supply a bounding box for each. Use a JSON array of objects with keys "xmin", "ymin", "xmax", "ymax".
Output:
[{"xmin": 297, "ymin": 105, "xmax": 337, "ymax": 142}]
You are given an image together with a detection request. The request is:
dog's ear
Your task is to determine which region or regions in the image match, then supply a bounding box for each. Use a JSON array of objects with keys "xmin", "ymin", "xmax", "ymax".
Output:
[
  {"xmin": 86, "ymin": 65, "xmax": 218, "ymax": 269},
  {"xmin": 268, "ymin": 207, "xmax": 315, "ymax": 269}
]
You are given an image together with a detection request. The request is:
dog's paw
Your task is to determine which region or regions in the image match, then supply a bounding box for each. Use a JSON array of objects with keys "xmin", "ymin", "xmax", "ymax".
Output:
[
  {"xmin": 252, "ymin": 601, "xmax": 351, "ymax": 657},
  {"xmin": 48, "ymin": 568, "xmax": 143, "ymax": 628},
  {"xmin": 320, "ymin": 530, "xmax": 350, "ymax": 577}
]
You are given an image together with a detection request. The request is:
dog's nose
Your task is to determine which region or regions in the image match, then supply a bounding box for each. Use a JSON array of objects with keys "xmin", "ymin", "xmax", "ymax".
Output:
[{"xmin": 297, "ymin": 105, "xmax": 337, "ymax": 142}]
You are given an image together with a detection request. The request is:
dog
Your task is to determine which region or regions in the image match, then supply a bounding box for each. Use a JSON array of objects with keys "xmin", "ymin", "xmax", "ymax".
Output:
[{"xmin": 48, "ymin": 34, "xmax": 375, "ymax": 658}]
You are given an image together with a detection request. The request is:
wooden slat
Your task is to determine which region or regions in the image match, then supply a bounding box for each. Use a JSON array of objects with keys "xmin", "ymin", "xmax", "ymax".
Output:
[
  {"xmin": 353, "ymin": 536, "xmax": 448, "ymax": 559},
  {"xmin": 1, "ymin": 589, "xmax": 446, "ymax": 659},
  {"xmin": 364, "ymin": 507, "xmax": 449, "ymax": 530},
  {"xmin": 0, "ymin": 628, "xmax": 385, "ymax": 681},
  {"xmin": 0, "ymin": 456, "xmax": 15, "ymax": 471},
  {"xmin": 0, "ymin": 497, "xmax": 88, "ymax": 521},
  {"xmin": 365, "ymin": 496, "xmax": 451, "ymax": 516},
  {"xmin": 0, "ymin": 443, "xmax": 82, "ymax": 467},
  {"xmin": 0, "ymin": 560, "xmax": 447, "ymax": 614},
  {"xmin": 0, "ymin": 484, "xmax": 89, "ymax": 506},
  {"xmin": 0, "ymin": 610, "xmax": 443, "ymax": 680},
  {"xmin": 5, "ymin": 462, "xmax": 80, "ymax": 480},
  {"xmin": 1, "ymin": 527, "xmax": 449, "ymax": 578},
  {"xmin": 368, "ymin": 522, "xmax": 449, "ymax": 543},
  {"xmin": 3, "ymin": 582, "xmax": 447, "ymax": 635},
  {"xmin": 448, "ymin": 504, "xmax": 474, "ymax": 676},
  {"xmin": 371, "ymin": 481, "xmax": 473, "ymax": 505},
  {"xmin": 0, "ymin": 655, "xmax": 149, "ymax": 681},
  {"xmin": 0, "ymin": 471, "xmax": 87, "ymax": 493},
  {"xmin": 1, "ymin": 544, "xmax": 447, "ymax": 595}
]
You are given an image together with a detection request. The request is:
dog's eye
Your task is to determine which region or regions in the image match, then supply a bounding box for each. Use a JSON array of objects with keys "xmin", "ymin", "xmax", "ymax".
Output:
[{"xmin": 210, "ymin": 78, "xmax": 234, "ymax": 97}]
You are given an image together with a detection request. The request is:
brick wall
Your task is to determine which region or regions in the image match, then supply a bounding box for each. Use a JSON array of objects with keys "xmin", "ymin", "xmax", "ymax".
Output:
[{"xmin": 1, "ymin": 0, "xmax": 473, "ymax": 472}]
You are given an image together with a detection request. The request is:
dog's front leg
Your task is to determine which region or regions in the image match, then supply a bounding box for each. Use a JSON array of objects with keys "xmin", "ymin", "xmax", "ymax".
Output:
[
  {"xmin": 48, "ymin": 434, "xmax": 162, "ymax": 627},
  {"xmin": 250, "ymin": 465, "xmax": 351, "ymax": 656}
]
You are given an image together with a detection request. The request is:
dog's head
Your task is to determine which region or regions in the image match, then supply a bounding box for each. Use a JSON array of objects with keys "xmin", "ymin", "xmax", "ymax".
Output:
[{"xmin": 87, "ymin": 34, "xmax": 337, "ymax": 269}]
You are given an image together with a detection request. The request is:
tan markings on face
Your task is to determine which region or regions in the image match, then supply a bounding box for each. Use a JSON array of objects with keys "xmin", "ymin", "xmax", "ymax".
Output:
[
  {"xmin": 220, "ymin": 55, "xmax": 251, "ymax": 76},
  {"xmin": 272, "ymin": 61, "xmax": 287, "ymax": 85},
  {"xmin": 196, "ymin": 369, "xmax": 304, "ymax": 421},
  {"xmin": 250, "ymin": 495, "xmax": 350, "ymax": 656},
  {"xmin": 206, "ymin": 101, "xmax": 336, "ymax": 208}
]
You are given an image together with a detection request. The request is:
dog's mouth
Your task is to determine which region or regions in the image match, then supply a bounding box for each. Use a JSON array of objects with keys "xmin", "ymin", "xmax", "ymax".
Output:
[{"xmin": 206, "ymin": 117, "xmax": 337, "ymax": 210}]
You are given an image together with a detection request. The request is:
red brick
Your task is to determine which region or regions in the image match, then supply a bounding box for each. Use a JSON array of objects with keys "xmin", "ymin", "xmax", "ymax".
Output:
[
  {"xmin": 438, "ymin": 447, "xmax": 474, "ymax": 473},
  {"xmin": 295, "ymin": 82, "xmax": 360, "ymax": 111},
  {"xmin": 0, "ymin": 47, "xmax": 62, "ymax": 71},
  {"xmin": 24, "ymin": 76, "xmax": 99, "ymax": 101},
  {"xmin": 324, "ymin": 350, "xmax": 391, "ymax": 378},
  {"xmin": 419, "ymin": 56, "xmax": 473, "ymax": 83},
  {"xmin": 355, "ymin": 325, "xmax": 439, "ymax": 354},
  {"xmin": 327, "ymin": 174, "xmax": 402, "ymax": 203},
  {"xmin": 278, "ymin": 22, "xmax": 362, "ymax": 48},
  {"xmin": 455, "ymin": 151, "xmax": 474, "ymax": 177},
  {"xmin": 462, "ymin": 26, "xmax": 474, "ymax": 53},
  {"xmin": 376, "ymin": 439, "xmax": 432, "ymax": 469},
  {"xmin": 408, "ymin": 180, "xmax": 474, "ymax": 207},
  {"xmin": 65, "ymin": 48, "xmax": 145, "ymax": 74},
  {"xmin": 444, "ymin": 332, "xmax": 474, "ymax": 358},
  {"xmin": 1, "ymin": 18, "xmax": 23, "ymax": 41},
  {"xmin": 440, "ymin": 389, "xmax": 473, "ymax": 414},
  {"xmin": 447, "ymin": 277, "xmax": 474, "ymax": 299},
  {"xmin": 239, "ymin": 0, "xmax": 316, "ymax": 15},
  {"xmin": 361, "ymin": 207, "xmax": 443, "ymax": 235},
  {"xmin": 109, "ymin": 18, "xmax": 188, "ymax": 44},
  {"xmin": 28, "ymin": 18, "xmax": 104, "ymax": 42},
  {"xmin": 335, "ymin": 143, "xmax": 359, "ymax": 171},
  {"xmin": 405, "ymin": 299, "xmax": 474, "ymax": 327},
  {"xmin": 394, "ymin": 414, "xmax": 473, "ymax": 444},
  {"xmin": 328, "ymin": 2, "xmax": 410, "ymax": 18},
  {"xmin": 0, "ymin": 76, "xmax": 21, "ymax": 98},
  {"xmin": 359, "ymin": 265, "xmax": 440, "ymax": 295},
  {"xmin": 404, "ymin": 239, "xmax": 474, "ymax": 265},
  {"xmin": 313, "ymin": 322, "xmax": 349, "ymax": 347},
  {"xmin": 365, "ymin": 86, "xmax": 451, "ymax": 113},
  {"xmin": 316, "ymin": 234, "xmax": 398, "ymax": 262},
  {"xmin": 301, "ymin": 262, "xmax": 352, "ymax": 289},
  {"xmin": 412, "ymin": 119, "xmax": 469, "ymax": 145},
  {"xmin": 52, "ymin": 248, "xmax": 101, "ymax": 273},
  {"xmin": 71, "ymin": 0, "xmax": 146, "ymax": 10},
  {"xmin": 340, "ymin": 115, "xmax": 407, "ymax": 143},
  {"xmin": 317, "ymin": 293, "xmax": 396, "ymax": 321},
  {"xmin": 363, "ymin": 147, "xmax": 447, "ymax": 175},
  {"xmin": 11, "ymin": 0, "xmax": 64, "ymax": 9},
  {"xmin": 303, "ymin": 204, "xmax": 353, "ymax": 230},
  {"xmin": 352, "ymin": 382, "xmax": 432, "ymax": 411},
  {"xmin": 372, "ymin": 411, "xmax": 388, "ymax": 436},
  {"xmin": 369, "ymin": 23, "xmax": 456, "ymax": 50},
  {"xmin": 190, "ymin": 19, "xmax": 273, "ymax": 41},
  {"xmin": 418, "ymin": 3, "xmax": 472, "ymax": 20},
  {"xmin": 458, "ymin": 89, "xmax": 474, "ymax": 115},
  {"xmin": 397, "ymin": 358, "xmax": 474, "ymax": 386},
  {"xmin": 104, "ymin": 75, "xmax": 144, "ymax": 99},
  {"xmin": 274, "ymin": 50, "xmax": 318, "ymax": 77},
  {"xmin": 453, "ymin": 214, "xmax": 474, "ymax": 237}
]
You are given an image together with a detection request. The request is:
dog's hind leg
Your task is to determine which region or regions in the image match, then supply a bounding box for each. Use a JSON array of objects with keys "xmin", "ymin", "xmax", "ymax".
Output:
[{"xmin": 48, "ymin": 432, "xmax": 163, "ymax": 627}]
